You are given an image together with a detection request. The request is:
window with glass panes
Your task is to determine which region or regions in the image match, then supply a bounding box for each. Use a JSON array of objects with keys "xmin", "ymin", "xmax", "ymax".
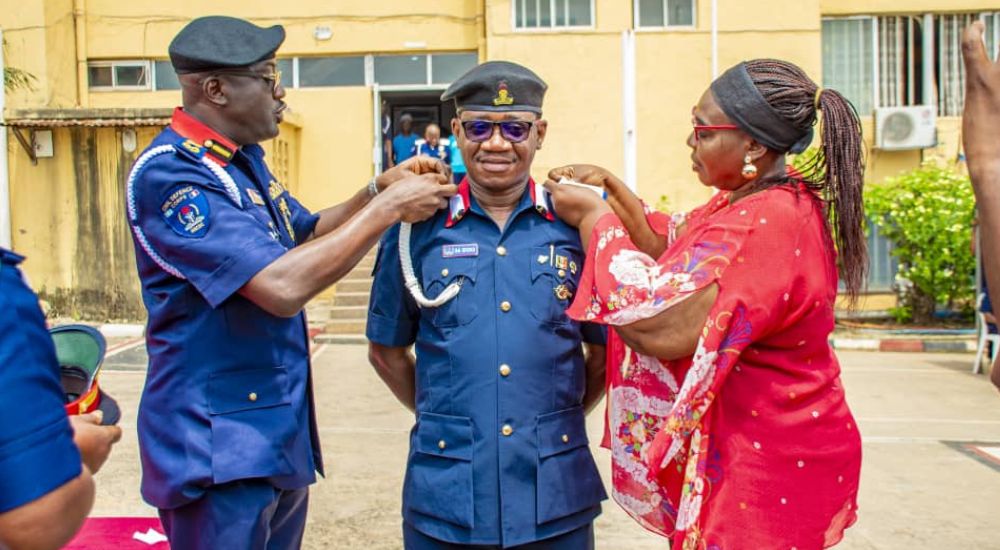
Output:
[
  {"xmin": 514, "ymin": 0, "xmax": 593, "ymax": 29},
  {"xmin": 822, "ymin": 12, "xmax": 1000, "ymax": 117},
  {"xmin": 87, "ymin": 61, "xmax": 150, "ymax": 90},
  {"xmin": 636, "ymin": 0, "xmax": 695, "ymax": 28}
]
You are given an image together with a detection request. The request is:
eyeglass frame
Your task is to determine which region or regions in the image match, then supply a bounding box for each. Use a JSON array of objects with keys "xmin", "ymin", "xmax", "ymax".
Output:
[
  {"xmin": 460, "ymin": 119, "xmax": 536, "ymax": 144},
  {"xmin": 200, "ymin": 68, "xmax": 283, "ymax": 94},
  {"xmin": 692, "ymin": 123, "xmax": 741, "ymax": 142}
]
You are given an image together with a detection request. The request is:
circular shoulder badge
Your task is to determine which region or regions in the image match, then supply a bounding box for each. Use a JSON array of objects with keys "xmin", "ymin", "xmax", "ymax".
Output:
[{"xmin": 161, "ymin": 185, "xmax": 210, "ymax": 238}]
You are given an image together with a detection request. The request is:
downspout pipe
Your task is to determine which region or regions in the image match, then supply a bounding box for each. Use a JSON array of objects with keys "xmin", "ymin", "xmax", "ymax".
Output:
[
  {"xmin": 0, "ymin": 27, "xmax": 10, "ymax": 249},
  {"xmin": 74, "ymin": 0, "xmax": 88, "ymax": 107}
]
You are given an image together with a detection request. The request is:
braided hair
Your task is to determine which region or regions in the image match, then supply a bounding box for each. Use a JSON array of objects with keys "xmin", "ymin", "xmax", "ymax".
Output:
[{"xmin": 744, "ymin": 58, "xmax": 868, "ymax": 303}]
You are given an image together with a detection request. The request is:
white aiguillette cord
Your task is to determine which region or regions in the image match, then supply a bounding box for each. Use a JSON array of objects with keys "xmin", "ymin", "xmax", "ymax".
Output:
[
  {"xmin": 398, "ymin": 178, "xmax": 602, "ymax": 309},
  {"xmin": 399, "ymin": 221, "xmax": 462, "ymax": 308}
]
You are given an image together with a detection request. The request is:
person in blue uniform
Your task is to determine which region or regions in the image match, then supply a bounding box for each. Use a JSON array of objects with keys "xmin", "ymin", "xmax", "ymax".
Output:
[
  {"xmin": 0, "ymin": 248, "xmax": 121, "ymax": 550},
  {"xmin": 367, "ymin": 61, "xmax": 608, "ymax": 549},
  {"xmin": 393, "ymin": 113, "xmax": 420, "ymax": 166},
  {"xmin": 412, "ymin": 123, "xmax": 451, "ymax": 166},
  {"xmin": 126, "ymin": 16, "xmax": 455, "ymax": 549}
]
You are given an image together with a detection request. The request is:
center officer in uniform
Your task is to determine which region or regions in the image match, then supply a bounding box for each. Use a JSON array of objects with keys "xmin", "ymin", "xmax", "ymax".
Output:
[
  {"xmin": 367, "ymin": 61, "xmax": 608, "ymax": 549},
  {"xmin": 126, "ymin": 16, "xmax": 455, "ymax": 549}
]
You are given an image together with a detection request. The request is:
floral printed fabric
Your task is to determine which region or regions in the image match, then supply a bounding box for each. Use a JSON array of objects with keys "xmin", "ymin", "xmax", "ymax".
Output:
[{"xmin": 567, "ymin": 184, "xmax": 861, "ymax": 549}]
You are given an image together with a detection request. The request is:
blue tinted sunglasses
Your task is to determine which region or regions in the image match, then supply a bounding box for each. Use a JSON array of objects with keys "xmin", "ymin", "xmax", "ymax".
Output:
[{"xmin": 461, "ymin": 120, "xmax": 534, "ymax": 143}]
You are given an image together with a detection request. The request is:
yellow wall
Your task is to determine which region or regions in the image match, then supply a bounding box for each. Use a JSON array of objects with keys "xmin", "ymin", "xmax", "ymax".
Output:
[{"xmin": 0, "ymin": 0, "xmax": 991, "ymax": 317}]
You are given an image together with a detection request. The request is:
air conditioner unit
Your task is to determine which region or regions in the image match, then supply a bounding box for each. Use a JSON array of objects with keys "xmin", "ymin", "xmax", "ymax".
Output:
[{"xmin": 874, "ymin": 105, "xmax": 937, "ymax": 151}]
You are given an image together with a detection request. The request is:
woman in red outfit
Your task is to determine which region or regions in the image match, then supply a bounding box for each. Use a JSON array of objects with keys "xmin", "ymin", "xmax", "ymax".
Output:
[{"xmin": 544, "ymin": 59, "xmax": 866, "ymax": 549}]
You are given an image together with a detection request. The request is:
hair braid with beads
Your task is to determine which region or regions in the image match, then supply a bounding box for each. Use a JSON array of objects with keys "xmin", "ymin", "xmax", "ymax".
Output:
[{"xmin": 744, "ymin": 58, "xmax": 868, "ymax": 303}]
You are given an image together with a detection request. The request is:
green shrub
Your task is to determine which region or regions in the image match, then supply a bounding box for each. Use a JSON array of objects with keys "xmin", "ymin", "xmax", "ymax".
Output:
[{"xmin": 865, "ymin": 162, "xmax": 975, "ymax": 324}]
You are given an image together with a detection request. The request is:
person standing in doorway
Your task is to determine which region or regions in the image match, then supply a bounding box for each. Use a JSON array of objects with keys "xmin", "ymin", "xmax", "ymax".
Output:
[
  {"xmin": 412, "ymin": 123, "xmax": 451, "ymax": 166},
  {"xmin": 393, "ymin": 113, "xmax": 420, "ymax": 166}
]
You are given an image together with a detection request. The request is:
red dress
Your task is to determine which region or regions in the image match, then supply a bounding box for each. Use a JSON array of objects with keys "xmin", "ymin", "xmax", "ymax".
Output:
[{"xmin": 567, "ymin": 183, "xmax": 861, "ymax": 549}]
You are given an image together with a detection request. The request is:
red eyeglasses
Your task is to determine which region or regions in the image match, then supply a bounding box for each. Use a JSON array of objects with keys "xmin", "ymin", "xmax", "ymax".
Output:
[{"xmin": 692, "ymin": 123, "xmax": 740, "ymax": 142}]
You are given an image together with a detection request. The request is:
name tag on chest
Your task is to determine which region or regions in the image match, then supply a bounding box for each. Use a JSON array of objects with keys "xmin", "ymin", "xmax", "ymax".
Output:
[{"xmin": 442, "ymin": 243, "xmax": 479, "ymax": 259}]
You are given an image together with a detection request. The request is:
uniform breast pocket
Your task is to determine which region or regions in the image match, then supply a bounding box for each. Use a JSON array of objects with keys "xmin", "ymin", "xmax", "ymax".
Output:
[
  {"xmin": 207, "ymin": 367, "xmax": 297, "ymax": 484},
  {"xmin": 420, "ymin": 256, "xmax": 479, "ymax": 328},
  {"xmin": 529, "ymin": 246, "xmax": 579, "ymax": 326}
]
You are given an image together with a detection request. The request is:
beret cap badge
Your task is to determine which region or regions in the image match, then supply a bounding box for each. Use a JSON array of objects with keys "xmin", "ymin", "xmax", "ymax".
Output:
[{"xmin": 493, "ymin": 81, "xmax": 515, "ymax": 106}]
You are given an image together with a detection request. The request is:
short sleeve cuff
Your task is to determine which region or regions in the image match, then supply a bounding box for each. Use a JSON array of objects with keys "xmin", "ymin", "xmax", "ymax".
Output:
[
  {"xmin": 196, "ymin": 238, "xmax": 286, "ymax": 308},
  {"xmin": 0, "ymin": 418, "xmax": 82, "ymax": 513},
  {"xmin": 365, "ymin": 310, "xmax": 416, "ymax": 347}
]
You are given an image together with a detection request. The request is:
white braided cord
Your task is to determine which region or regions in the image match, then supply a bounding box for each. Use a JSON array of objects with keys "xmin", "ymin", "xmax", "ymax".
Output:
[
  {"xmin": 200, "ymin": 156, "xmax": 242, "ymax": 208},
  {"xmin": 399, "ymin": 222, "xmax": 461, "ymax": 308},
  {"xmin": 126, "ymin": 145, "xmax": 185, "ymax": 279}
]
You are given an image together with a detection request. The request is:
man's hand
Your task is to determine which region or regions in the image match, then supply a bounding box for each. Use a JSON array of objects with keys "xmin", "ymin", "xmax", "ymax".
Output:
[
  {"xmin": 377, "ymin": 173, "xmax": 457, "ymax": 224},
  {"xmin": 377, "ymin": 156, "xmax": 450, "ymax": 193},
  {"xmin": 69, "ymin": 412, "xmax": 121, "ymax": 475}
]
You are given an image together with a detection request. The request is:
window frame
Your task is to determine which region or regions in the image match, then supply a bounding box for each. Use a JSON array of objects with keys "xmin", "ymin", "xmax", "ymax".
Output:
[
  {"xmin": 511, "ymin": 0, "xmax": 596, "ymax": 32},
  {"xmin": 633, "ymin": 0, "xmax": 697, "ymax": 31},
  {"xmin": 87, "ymin": 60, "xmax": 151, "ymax": 91}
]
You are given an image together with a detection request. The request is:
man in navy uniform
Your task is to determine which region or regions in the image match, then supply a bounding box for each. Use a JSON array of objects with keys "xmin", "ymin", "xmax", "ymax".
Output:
[
  {"xmin": 367, "ymin": 61, "xmax": 608, "ymax": 549},
  {"xmin": 126, "ymin": 16, "xmax": 455, "ymax": 549},
  {"xmin": 0, "ymin": 249, "xmax": 122, "ymax": 549}
]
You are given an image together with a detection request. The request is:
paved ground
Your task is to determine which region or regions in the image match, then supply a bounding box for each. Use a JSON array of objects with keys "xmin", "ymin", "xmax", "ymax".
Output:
[{"xmin": 93, "ymin": 343, "xmax": 1000, "ymax": 549}]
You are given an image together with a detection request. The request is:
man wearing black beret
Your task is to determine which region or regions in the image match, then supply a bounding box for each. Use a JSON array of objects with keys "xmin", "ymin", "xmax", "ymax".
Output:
[
  {"xmin": 368, "ymin": 61, "xmax": 608, "ymax": 549},
  {"xmin": 126, "ymin": 15, "xmax": 455, "ymax": 549}
]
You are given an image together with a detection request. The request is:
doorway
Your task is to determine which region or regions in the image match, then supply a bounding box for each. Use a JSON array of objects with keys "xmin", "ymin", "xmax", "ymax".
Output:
[{"xmin": 376, "ymin": 89, "xmax": 456, "ymax": 174}]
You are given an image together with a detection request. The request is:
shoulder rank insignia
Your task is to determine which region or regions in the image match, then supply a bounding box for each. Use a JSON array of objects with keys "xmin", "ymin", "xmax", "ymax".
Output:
[
  {"xmin": 161, "ymin": 185, "xmax": 210, "ymax": 238},
  {"xmin": 493, "ymin": 80, "xmax": 514, "ymax": 106},
  {"xmin": 175, "ymin": 138, "xmax": 206, "ymax": 161}
]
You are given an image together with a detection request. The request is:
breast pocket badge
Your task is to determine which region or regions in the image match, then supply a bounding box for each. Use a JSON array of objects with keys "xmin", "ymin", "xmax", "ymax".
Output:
[
  {"xmin": 554, "ymin": 284, "xmax": 573, "ymax": 301},
  {"xmin": 161, "ymin": 185, "xmax": 210, "ymax": 238}
]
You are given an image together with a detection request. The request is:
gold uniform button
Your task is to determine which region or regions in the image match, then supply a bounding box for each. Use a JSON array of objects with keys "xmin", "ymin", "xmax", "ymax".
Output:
[
  {"xmin": 561, "ymin": 434, "xmax": 570, "ymax": 443},
  {"xmin": 248, "ymin": 392, "xmax": 258, "ymax": 402},
  {"xmin": 441, "ymin": 268, "xmax": 449, "ymax": 277},
  {"xmin": 497, "ymin": 245, "xmax": 507, "ymax": 256},
  {"xmin": 204, "ymin": 139, "xmax": 215, "ymax": 148},
  {"xmin": 557, "ymin": 269, "xmax": 566, "ymax": 278},
  {"xmin": 501, "ymin": 424, "xmax": 514, "ymax": 436},
  {"xmin": 500, "ymin": 301, "xmax": 512, "ymax": 312},
  {"xmin": 499, "ymin": 364, "xmax": 511, "ymax": 377},
  {"xmin": 438, "ymin": 440, "xmax": 447, "ymax": 450}
]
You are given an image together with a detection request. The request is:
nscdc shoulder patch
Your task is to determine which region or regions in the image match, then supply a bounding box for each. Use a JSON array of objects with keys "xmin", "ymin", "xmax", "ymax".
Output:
[{"xmin": 161, "ymin": 185, "xmax": 210, "ymax": 238}]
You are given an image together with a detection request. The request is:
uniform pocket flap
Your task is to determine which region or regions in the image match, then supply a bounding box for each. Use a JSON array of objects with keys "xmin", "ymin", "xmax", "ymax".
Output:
[
  {"xmin": 422, "ymin": 255, "xmax": 478, "ymax": 286},
  {"xmin": 416, "ymin": 412, "xmax": 474, "ymax": 461},
  {"xmin": 530, "ymin": 246, "xmax": 578, "ymax": 282},
  {"xmin": 536, "ymin": 406, "xmax": 589, "ymax": 458},
  {"xmin": 207, "ymin": 367, "xmax": 291, "ymax": 415}
]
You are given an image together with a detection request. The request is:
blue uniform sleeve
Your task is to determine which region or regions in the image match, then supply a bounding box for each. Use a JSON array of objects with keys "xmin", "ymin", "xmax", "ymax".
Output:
[
  {"xmin": 0, "ymin": 256, "xmax": 82, "ymax": 512},
  {"xmin": 580, "ymin": 322, "xmax": 607, "ymax": 345},
  {"xmin": 131, "ymin": 158, "xmax": 288, "ymax": 309},
  {"xmin": 366, "ymin": 224, "xmax": 420, "ymax": 347},
  {"xmin": 282, "ymin": 192, "xmax": 320, "ymax": 245}
]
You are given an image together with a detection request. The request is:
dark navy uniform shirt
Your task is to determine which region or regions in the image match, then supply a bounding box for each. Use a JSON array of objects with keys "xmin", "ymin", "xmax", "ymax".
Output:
[
  {"xmin": 0, "ymin": 249, "xmax": 83, "ymax": 513},
  {"xmin": 367, "ymin": 179, "xmax": 607, "ymax": 547},
  {"xmin": 127, "ymin": 108, "xmax": 322, "ymax": 509}
]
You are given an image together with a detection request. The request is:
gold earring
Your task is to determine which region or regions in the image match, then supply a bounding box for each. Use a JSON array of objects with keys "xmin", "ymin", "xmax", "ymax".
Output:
[{"xmin": 742, "ymin": 153, "xmax": 758, "ymax": 180}]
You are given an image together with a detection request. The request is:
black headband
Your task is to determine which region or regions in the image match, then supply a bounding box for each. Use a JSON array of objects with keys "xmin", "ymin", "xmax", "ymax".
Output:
[{"xmin": 709, "ymin": 63, "xmax": 813, "ymax": 154}]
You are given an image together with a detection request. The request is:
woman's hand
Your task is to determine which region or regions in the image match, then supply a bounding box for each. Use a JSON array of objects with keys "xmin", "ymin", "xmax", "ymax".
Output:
[
  {"xmin": 541, "ymin": 178, "xmax": 611, "ymax": 239},
  {"xmin": 547, "ymin": 164, "xmax": 669, "ymax": 258}
]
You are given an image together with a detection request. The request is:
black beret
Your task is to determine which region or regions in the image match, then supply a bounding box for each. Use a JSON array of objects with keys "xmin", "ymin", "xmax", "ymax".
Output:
[
  {"xmin": 441, "ymin": 61, "xmax": 547, "ymax": 114},
  {"xmin": 169, "ymin": 16, "xmax": 285, "ymax": 74}
]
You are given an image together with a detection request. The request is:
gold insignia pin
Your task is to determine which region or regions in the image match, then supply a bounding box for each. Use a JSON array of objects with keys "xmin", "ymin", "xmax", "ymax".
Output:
[
  {"xmin": 493, "ymin": 81, "xmax": 514, "ymax": 106},
  {"xmin": 554, "ymin": 284, "xmax": 573, "ymax": 301}
]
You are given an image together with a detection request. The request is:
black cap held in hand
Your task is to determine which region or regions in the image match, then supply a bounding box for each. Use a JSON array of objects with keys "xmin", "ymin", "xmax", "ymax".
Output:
[{"xmin": 169, "ymin": 16, "xmax": 286, "ymax": 74}]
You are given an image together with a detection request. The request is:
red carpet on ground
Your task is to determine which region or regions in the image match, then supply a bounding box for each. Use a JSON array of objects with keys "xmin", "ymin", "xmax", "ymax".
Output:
[{"xmin": 65, "ymin": 517, "xmax": 169, "ymax": 549}]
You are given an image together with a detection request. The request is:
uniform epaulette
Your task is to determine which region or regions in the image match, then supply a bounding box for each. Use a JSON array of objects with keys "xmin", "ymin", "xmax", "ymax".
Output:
[{"xmin": 173, "ymin": 138, "xmax": 207, "ymax": 163}]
